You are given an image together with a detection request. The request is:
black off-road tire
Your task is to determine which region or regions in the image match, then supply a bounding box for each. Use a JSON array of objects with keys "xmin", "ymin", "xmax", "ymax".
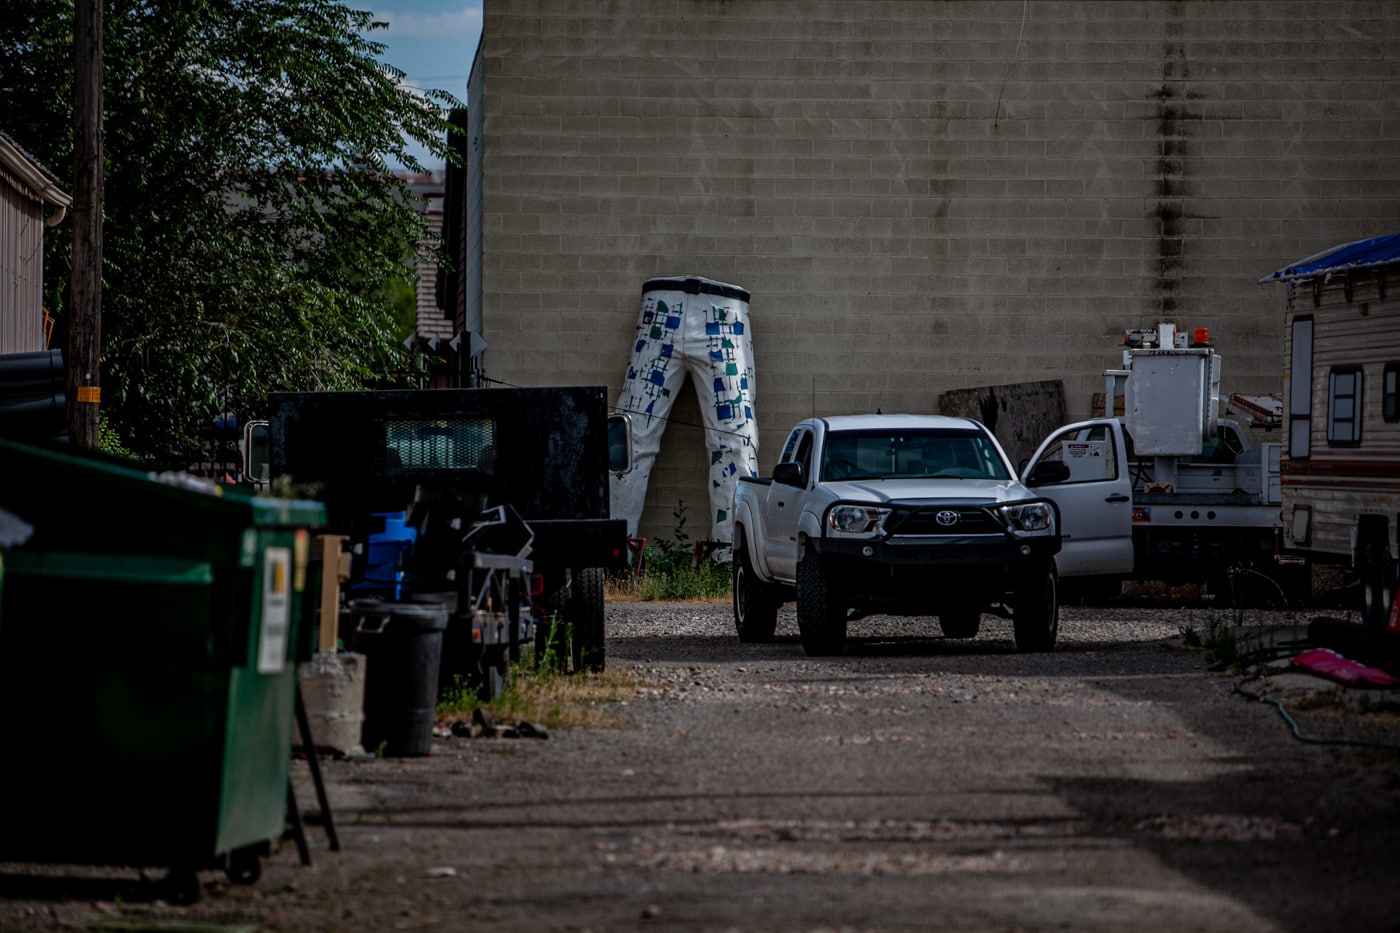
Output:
[
  {"xmin": 536, "ymin": 567, "xmax": 607, "ymax": 672},
  {"xmin": 733, "ymin": 536, "xmax": 780, "ymax": 642},
  {"xmin": 1013, "ymin": 561, "xmax": 1059, "ymax": 653},
  {"xmin": 938, "ymin": 605, "xmax": 982, "ymax": 639},
  {"xmin": 570, "ymin": 567, "xmax": 607, "ymax": 672},
  {"xmin": 1359, "ymin": 535, "xmax": 1396, "ymax": 630},
  {"xmin": 796, "ymin": 553, "xmax": 846, "ymax": 656}
]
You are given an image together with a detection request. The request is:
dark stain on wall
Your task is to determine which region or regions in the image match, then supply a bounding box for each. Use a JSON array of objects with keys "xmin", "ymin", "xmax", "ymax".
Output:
[{"xmin": 1152, "ymin": 12, "xmax": 1196, "ymax": 321}]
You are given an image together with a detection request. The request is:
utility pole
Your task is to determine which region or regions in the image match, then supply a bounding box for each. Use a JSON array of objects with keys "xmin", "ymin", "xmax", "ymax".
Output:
[{"xmin": 69, "ymin": 0, "xmax": 103, "ymax": 447}]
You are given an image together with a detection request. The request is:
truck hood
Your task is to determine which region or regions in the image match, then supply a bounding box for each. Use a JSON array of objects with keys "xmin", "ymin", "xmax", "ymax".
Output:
[{"xmin": 823, "ymin": 478, "xmax": 1037, "ymax": 505}]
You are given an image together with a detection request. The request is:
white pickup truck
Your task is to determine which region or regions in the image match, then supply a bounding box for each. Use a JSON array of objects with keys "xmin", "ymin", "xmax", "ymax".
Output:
[{"xmin": 731, "ymin": 414, "xmax": 1068, "ymax": 656}]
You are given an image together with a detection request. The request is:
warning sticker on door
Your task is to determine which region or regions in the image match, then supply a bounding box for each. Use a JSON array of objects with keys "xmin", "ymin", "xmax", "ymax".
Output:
[{"xmin": 1065, "ymin": 441, "xmax": 1107, "ymax": 459}]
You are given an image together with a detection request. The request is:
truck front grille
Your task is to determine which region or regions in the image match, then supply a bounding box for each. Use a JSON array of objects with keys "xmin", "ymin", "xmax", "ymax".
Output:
[{"xmin": 888, "ymin": 506, "xmax": 1002, "ymax": 537}]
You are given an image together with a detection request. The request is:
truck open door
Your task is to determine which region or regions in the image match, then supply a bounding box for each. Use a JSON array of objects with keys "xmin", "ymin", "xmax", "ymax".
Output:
[{"xmin": 1023, "ymin": 419, "xmax": 1134, "ymax": 578}]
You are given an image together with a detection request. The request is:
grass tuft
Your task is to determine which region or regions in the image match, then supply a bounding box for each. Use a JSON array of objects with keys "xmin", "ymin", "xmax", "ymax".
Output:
[{"xmin": 438, "ymin": 644, "xmax": 645, "ymax": 731}]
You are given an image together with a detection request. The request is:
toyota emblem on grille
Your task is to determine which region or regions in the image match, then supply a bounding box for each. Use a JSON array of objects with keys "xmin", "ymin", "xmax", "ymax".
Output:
[{"xmin": 935, "ymin": 510, "xmax": 960, "ymax": 526}]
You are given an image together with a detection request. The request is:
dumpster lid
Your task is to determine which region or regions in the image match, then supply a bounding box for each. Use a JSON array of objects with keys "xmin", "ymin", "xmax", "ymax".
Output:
[{"xmin": 0, "ymin": 436, "xmax": 325, "ymax": 528}]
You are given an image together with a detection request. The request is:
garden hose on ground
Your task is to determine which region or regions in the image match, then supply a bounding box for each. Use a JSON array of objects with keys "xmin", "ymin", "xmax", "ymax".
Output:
[{"xmin": 1233, "ymin": 679, "xmax": 1400, "ymax": 752}]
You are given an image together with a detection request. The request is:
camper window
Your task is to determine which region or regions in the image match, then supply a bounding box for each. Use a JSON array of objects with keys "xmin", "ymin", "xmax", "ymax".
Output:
[
  {"xmin": 1326, "ymin": 367, "xmax": 1363, "ymax": 446},
  {"xmin": 1289, "ymin": 316, "xmax": 1313, "ymax": 459}
]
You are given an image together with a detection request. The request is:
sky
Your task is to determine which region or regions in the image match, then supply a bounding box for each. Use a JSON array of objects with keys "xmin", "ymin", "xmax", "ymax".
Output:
[{"xmin": 367, "ymin": 2, "xmax": 485, "ymax": 170}]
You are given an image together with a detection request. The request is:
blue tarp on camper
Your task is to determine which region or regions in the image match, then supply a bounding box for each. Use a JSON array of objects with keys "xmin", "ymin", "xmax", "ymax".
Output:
[{"xmin": 1259, "ymin": 233, "xmax": 1400, "ymax": 283}]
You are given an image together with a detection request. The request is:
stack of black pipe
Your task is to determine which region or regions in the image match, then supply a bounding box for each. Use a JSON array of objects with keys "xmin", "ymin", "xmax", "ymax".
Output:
[{"xmin": 0, "ymin": 349, "xmax": 66, "ymax": 442}]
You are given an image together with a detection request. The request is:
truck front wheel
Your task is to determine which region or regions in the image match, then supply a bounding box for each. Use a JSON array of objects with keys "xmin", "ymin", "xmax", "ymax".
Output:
[
  {"xmin": 733, "ymin": 536, "xmax": 779, "ymax": 643},
  {"xmin": 1013, "ymin": 561, "xmax": 1059, "ymax": 652},
  {"xmin": 796, "ymin": 553, "xmax": 846, "ymax": 656}
]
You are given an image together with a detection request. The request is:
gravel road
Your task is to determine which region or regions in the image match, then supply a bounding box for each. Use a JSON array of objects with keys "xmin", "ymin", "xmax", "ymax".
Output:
[{"xmin": 3, "ymin": 599, "xmax": 1398, "ymax": 932}]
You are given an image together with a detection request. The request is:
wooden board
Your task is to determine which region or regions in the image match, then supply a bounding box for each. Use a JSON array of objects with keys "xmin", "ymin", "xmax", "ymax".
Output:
[{"xmin": 939, "ymin": 380, "xmax": 1066, "ymax": 468}]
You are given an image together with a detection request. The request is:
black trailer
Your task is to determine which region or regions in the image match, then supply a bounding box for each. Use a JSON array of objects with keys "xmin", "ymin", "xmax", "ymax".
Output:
[{"xmin": 264, "ymin": 386, "xmax": 628, "ymax": 689}]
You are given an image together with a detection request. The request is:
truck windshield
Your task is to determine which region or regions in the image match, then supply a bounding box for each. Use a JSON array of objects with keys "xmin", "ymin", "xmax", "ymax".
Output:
[{"xmin": 821, "ymin": 429, "xmax": 1009, "ymax": 481}]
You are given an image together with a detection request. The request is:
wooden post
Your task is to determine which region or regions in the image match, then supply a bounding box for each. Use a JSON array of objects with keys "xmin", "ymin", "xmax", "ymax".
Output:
[
  {"xmin": 317, "ymin": 535, "xmax": 350, "ymax": 653},
  {"xmin": 68, "ymin": 0, "xmax": 103, "ymax": 447}
]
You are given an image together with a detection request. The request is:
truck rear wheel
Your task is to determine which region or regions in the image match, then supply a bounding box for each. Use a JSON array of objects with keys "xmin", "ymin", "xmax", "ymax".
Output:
[
  {"xmin": 796, "ymin": 553, "xmax": 846, "ymax": 656},
  {"xmin": 733, "ymin": 536, "xmax": 779, "ymax": 642},
  {"xmin": 1013, "ymin": 561, "xmax": 1059, "ymax": 652}
]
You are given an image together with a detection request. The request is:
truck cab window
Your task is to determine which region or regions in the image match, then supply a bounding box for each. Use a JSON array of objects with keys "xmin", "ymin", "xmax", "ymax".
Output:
[
  {"xmin": 793, "ymin": 431, "xmax": 814, "ymax": 479},
  {"xmin": 1037, "ymin": 425, "xmax": 1118, "ymax": 483}
]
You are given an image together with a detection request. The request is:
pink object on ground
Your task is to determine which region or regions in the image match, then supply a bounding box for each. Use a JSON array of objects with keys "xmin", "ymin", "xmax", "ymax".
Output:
[{"xmin": 1291, "ymin": 648, "xmax": 1398, "ymax": 687}]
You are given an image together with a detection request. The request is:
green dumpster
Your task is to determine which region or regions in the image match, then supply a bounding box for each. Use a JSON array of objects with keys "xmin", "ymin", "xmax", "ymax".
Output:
[{"xmin": 0, "ymin": 436, "xmax": 325, "ymax": 896}]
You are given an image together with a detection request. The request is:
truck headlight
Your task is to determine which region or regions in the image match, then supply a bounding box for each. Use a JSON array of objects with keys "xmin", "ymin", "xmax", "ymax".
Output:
[
  {"xmin": 998, "ymin": 501, "xmax": 1056, "ymax": 536},
  {"xmin": 827, "ymin": 505, "xmax": 888, "ymax": 535}
]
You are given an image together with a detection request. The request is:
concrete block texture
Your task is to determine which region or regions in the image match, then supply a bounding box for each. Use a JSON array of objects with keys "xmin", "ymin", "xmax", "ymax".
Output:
[{"xmin": 477, "ymin": 0, "xmax": 1400, "ymax": 540}]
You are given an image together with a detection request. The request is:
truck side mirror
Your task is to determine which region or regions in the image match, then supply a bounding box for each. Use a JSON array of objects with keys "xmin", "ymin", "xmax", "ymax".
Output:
[
  {"xmin": 607, "ymin": 413, "xmax": 633, "ymax": 475},
  {"xmin": 1025, "ymin": 459, "xmax": 1071, "ymax": 487},
  {"xmin": 242, "ymin": 420, "xmax": 271, "ymax": 488},
  {"xmin": 772, "ymin": 461, "xmax": 805, "ymax": 487}
]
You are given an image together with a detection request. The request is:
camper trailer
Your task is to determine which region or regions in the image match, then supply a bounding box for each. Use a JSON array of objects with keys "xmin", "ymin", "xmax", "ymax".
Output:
[{"xmin": 1260, "ymin": 234, "xmax": 1400, "ymax": 628}]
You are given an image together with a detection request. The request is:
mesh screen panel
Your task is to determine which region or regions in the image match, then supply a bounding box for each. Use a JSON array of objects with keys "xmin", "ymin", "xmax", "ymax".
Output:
[{"xmin": 386, "ymin": 418, "xmax": 496, "ymax": 470}]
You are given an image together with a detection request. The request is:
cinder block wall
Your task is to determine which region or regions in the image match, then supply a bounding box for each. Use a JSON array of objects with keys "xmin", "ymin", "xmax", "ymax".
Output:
[{"xmin": 478, "ymin": 0, "xmax": 1400, "ymax": 542}]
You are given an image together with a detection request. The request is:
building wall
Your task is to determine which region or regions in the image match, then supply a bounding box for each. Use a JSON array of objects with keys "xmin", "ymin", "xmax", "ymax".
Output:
[
  {"xmin": 407, "ymin": 178, "xmax": 454, "ymax": 343},
  {"xmin": 475, "ymin": 0, "xmax": 1400, "ymax": 541},
  {"xmin": 0, "ymin": 166, "xmax": 47, "ymax": 355}
]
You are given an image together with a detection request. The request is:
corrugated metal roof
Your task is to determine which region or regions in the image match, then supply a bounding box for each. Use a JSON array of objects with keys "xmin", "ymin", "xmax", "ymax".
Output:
[{"xmin": 1258, "ymin": 233, "xmax": 1400, "ymax": 284}]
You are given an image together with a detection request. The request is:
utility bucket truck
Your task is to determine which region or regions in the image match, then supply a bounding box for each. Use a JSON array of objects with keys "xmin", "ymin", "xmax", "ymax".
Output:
[{"xmin": 1021, "ymin": 324, "xmax": 1297, "ymax": 601}]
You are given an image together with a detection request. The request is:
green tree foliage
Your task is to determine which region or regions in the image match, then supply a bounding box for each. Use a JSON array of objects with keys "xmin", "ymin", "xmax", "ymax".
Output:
[{"xmin": 0, "ymin": 0, "xmax": 461, "ymax": 459}]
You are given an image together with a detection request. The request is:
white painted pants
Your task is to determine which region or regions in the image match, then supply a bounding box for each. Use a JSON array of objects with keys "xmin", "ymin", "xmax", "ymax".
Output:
[{"xmin": 611, "ymin": 277, "xmax": 759, "ymax": 545}]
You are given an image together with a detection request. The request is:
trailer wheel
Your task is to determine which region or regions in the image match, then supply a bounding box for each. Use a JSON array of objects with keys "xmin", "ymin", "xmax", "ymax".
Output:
[
  {"xmin": 796, "ymin": 553, "xmax": 845, "ymax": 656},
  {"xmin": 1359, "ymin": 534, "xmax": 1396, "ymax": 630},
  {"xmin": 733, "ymin": 534, "xmax": 779, "ymax": 643},
  {"xmin": 1013, "ymin": 561, "xmax": 1059, "ymax": 652},
  {"xmin": 570, "ymin": 567, "xmax": 607, "ymax": 673}
]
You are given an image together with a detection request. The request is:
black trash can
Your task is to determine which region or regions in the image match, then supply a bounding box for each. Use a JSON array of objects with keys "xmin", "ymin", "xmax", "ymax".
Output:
[{"xmin": 351, "ymin": 599, "xmax": 450, "ymax": 757}]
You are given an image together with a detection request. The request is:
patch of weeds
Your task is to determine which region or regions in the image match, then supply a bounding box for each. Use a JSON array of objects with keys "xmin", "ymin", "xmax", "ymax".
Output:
[
  {"xmin": 1176, "ymin": 565, "xmax": 1311, "ymax": 673},
  {"xmin": 533, "ymin": 614, "xmax": 573, "ymax": 674},
  {"xmin": 438, "ymin": 642, "xmax": 645, "ymax": 732},
  {"xmin": 607, "ymin": 499, "xmax": 733, "ymax": 603},
  {"xmin": 480, "ymin": 661, "xmax": 642, "ymax": 729},
  {"xmin": 437, "ymin": 673, "xmax": 480, "ymax": 716},
  {"xmin": 1176, "ymin": 607, "xmax": 1256, "ymax": 673}
]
